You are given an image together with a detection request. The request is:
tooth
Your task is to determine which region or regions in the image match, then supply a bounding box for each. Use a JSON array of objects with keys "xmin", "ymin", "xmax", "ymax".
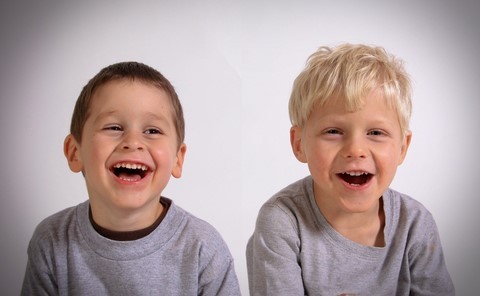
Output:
[
  {"xmin": 113, "ymin": 162, "xmax": 149, "ymax": 170},
  {"xmin": 344, "ymin": 171, "xmax": 368, "ymax": 176}
]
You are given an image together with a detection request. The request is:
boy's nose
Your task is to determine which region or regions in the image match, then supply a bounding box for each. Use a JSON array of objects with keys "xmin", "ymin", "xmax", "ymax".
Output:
[
  {"xmin": 121, "ymin": 132, "xmax": 145, "ymax": 151},
  {"xmin": 342, "ymin": 136, "xmax": 367, "ymax": 159}
]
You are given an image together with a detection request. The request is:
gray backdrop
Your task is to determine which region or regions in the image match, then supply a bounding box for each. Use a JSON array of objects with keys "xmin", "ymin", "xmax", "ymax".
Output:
[{"xmin": 1, "ymin": 0, "xmax": 479, "ymax": 294}]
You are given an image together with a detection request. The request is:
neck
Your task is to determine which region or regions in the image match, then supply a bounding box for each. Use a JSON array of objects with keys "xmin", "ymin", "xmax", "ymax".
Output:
[
  {"xmin": 317, "ymin": 196, "xmax": 385, "ymax": 247},
  {"xmin": 90, "ymin": 199, "xmax": 164, "ymax": 232}
]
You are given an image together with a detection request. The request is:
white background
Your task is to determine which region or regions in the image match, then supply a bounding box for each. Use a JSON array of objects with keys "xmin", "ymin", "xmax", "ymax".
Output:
[{"xmin": 1, "ymin": 0, "xmax": 479, "ymax": 295}]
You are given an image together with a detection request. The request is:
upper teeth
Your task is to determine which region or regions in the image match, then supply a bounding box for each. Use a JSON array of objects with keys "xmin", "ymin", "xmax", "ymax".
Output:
[
  {"xmin": 114, "ymin": 163, "xmax": 148, "ymax": 171},
  {"xmin": 344, "ymin": 172, "xmax": 369, "ymax": 176}
]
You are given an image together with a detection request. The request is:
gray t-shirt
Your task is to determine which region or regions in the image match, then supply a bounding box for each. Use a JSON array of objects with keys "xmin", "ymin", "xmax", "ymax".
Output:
[
  {"xmin": 247, "ymin": 176, "xmax": 454, "ymax": 295},
  {"xmin": 22, "ymin": 198, "xmax": 241, "ymax": 296}
]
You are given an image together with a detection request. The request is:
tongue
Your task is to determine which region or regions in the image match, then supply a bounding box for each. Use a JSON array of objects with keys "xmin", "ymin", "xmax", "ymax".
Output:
[{"xmin": 118, "ymin": 172, "xmax": 142, "ymax": 181}]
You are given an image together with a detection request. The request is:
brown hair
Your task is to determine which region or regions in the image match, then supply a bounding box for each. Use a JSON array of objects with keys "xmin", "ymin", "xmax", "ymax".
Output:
[{"xmin": 70, "ymin": 61, "xmax": 185, "ymax": 147}]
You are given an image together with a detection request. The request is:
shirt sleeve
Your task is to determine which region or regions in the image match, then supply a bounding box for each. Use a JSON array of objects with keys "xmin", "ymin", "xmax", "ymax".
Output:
[
  {"xmin": 408, "ymin": 215, "xmax": 455, "ymax": 296},
  {"xmin": 198, "ymin": 233, "xmax": 241, "ymax": 296},
  {"xmin": 21, "ymin": 234, "xmax": 58, "ymax": 296},
  {"xmin": 246, "ymin": 203, "xmax": 305, "ymax": 296}
]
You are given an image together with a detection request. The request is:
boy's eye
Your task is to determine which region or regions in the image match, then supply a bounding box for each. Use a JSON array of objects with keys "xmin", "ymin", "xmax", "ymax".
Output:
[
  {"xmin": 325, "ymin": 128, "xmax": 342, "ymax": 135},
  {"xmin": 144, "ymin": 128, "xmax": 162, "ymax": 135},
  {"xmin": 104, "ymin": 125, "xmax": 122, "ymax": 131},
  {"xmin": 367, "ymin": 130, "xmax": 384, "ymax": 136}
]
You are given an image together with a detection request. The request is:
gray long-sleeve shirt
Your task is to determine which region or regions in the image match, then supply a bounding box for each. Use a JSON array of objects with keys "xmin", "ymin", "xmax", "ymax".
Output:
[
  {"xmin": 22, "ymin": 198, "xmax": 241, "ymax": 296},
  {"xmin": 247, "ymin": 176, "xmax": 454, "ymax": 295}
]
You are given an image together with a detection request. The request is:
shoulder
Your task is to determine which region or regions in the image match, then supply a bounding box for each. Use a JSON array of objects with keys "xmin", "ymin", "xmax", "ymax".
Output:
[
  {"xmin": 385, "ymin": 190, "xmax": 454, "ymax": 294},
  {"xmin": 168, "ymin": 202, "xmax": 237, "ymax": 285},
  {"xmin": 263, "ymin": 177, "xmax": 311, "ymax": 210},
  {"xmin": 27, "ymin": 202, "xmax": 87, "ymax": 253},
  {"xmin": 255, "ymin": 177, "xmax": 314, "ymax": 234},
  {"xmin": 30, "ymin": 203, "xmax": 85, "ymax": 241},
  {"xmin": 386, "ymin": 189, "xmax": 435, "ymax": 223},
  {"xmin": 165, "ymin": 203, "xmax": 241, "ymax": 294},
  {"xmin": 168, "ymin": 202, "xmax": 233, "ymax": 257},
  {"xmin": 384, "ymin": 189, "xmax": 439, "ymax": 242}
]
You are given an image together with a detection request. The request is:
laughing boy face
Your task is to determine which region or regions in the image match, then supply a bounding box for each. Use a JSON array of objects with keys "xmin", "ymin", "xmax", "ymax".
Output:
[
  {"xmin": 291, "ymin": 88, "xmax": 411, "ymax": 216},
  {"xmin": 64, "ymin": 79, "xmax": 186, "ymax": 231}
]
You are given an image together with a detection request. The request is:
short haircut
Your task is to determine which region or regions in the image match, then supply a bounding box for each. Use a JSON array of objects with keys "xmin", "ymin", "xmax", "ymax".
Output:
[
  {"xmin": 70, "ymin": 61, "xmax": 185, "ymax": 147},
  {"xmin": 289, "ymin": 44, "xmax": 412, "ymax": 133}
]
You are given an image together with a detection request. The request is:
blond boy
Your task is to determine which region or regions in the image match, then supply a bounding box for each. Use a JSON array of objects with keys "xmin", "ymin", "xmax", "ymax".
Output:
[{"xmin": 247, "ymin": 44, "xmax": 454, "ymax": 295}]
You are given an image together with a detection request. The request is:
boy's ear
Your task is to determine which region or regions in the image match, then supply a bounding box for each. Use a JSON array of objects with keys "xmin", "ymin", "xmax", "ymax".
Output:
[
  {"xmin": 290, "ymin": 126, "xmax": 307, "ymax": 163},
  {"xmin": 171, "ymin": 143, "xmax": 187, "ymax": 178},
  {"xmin": 398, "ymin": 131, "xmax": 412, "ymax": 165},
  {"xmin": 64, "ymin": 134, "xmax": 84, "ymax": 173}
]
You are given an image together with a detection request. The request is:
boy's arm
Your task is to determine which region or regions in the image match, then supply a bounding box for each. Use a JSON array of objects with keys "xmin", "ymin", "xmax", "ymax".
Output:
[
  {"xmin": 246, "ymin": 204, "xmax": 304, "ymax": 296},
  {"xmin": 197, "ymin": 232, "xmax": 241, "ymax": 296},
  {"xmin": 198, "ymin": 255, "xmax": 241, "ymax": 296},
  {"xmin": 408, "ymin": 218, "xmax": 455, "ymax": 296},
  {"xmin": 21, "ymin": 242, "xmax": 58, "ymax": 296}
]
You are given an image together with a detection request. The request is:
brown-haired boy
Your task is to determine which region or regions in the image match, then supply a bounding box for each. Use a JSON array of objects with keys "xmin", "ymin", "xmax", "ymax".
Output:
[{"xmin": 22, "ymin": 62, "xmax": 241, "ymax": 295}]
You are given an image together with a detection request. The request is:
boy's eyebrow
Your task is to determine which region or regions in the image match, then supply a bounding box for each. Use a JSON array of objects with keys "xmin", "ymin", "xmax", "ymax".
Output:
[
  {"xmin": 143, "ymin": 111, "xmax": 172, "ymax": 126},
  {"xmin": 315, "ymin": 113, "xmax": 397, "ymax": 127},
  {"xmin": 91, "ymin": 110, "xmax": 117, "ymax": 125},
  {"xmin": 93, "ymin": 110, "xmax": 172, "ymax": 126}
]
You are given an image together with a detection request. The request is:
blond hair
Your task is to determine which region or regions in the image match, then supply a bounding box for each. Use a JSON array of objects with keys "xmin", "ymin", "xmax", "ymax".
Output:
[{"xmin": 289, "ymin": 44, "xmax": 412, "ymax": 133}]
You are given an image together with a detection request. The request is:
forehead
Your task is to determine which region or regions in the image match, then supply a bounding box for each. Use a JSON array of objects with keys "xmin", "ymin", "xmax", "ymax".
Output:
[
  {"xmin": 89, "ymin": 79, "xmax": 172, "ymax": 113},
  {"xmin": 310, "ymin": 89, "xmax": 398, "ymax": 122}
]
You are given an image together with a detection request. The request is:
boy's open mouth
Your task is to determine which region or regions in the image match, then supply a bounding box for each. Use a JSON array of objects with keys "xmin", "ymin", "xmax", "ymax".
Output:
[
  {"xmin": 111, "ymin": 162, "xmax": 150, "ymax": 181},
  {"xmin": 337, "ymin": 171, "xmax": 373, "ymax": 186}
]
